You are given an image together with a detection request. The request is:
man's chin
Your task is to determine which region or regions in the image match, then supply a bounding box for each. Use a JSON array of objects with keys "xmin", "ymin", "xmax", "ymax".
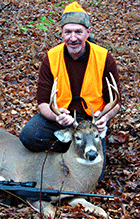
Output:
[{"xmin": 67, "ymin": 46, "xmax": 82, "ymax": 55}]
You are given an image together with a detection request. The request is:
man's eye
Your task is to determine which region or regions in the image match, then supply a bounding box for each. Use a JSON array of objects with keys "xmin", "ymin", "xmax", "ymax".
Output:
[
  {"xmin": 65, "ymin": 31, "xmax": 71, "ymax": 34},
  {"xmin": 77, "ymin": 31, "xmax": 82, "ymax": 34}
]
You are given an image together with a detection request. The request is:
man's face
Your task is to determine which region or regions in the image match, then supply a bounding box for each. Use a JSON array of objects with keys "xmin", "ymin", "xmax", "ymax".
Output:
[{"xmin": 62, "ymin": 23, "xmax": 90, "ymax": 59}]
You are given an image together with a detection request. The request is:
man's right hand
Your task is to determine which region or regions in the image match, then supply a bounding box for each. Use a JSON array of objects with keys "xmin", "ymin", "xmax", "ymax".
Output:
[{"xmin": 56, "ymin": 108, "xmax": 74, "ymax": 126}]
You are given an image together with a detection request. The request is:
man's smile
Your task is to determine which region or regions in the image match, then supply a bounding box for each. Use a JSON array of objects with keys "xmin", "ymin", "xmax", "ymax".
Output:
[{"xmin": 67, "ymin": 42, "xmax": 81, "ymax": 47}]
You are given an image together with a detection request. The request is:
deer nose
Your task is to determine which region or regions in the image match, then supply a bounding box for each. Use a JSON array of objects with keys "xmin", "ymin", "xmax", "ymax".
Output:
[{"xmin": 86, "ymin": 150, "xmax": 98, "ymax": 161}]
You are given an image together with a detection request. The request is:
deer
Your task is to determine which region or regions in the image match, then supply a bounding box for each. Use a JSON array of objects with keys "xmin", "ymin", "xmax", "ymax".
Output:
[{"xmin": 0, "ymin": 73, "xmax": 119, "ymax": 218}]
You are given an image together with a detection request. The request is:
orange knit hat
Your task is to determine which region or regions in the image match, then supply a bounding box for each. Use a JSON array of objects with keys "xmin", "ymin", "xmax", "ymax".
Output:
[
  {"xmin": 63, "ymin": 1, "xmax": 87, "ymax": 14},
  {"xmin": 61, "ymin": 1, "xmax": 90, "ymax": 28}
]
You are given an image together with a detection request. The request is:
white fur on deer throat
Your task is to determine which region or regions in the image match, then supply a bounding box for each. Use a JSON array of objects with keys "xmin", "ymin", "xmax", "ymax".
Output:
[{"xmin": 76, "ymin": 154, "xmax": 102, "ymax": 165}]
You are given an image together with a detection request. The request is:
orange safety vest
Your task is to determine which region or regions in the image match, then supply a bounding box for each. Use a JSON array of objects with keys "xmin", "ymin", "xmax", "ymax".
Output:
[{"xmin": 48, "ymin": 41, "xmax": 108, "ymax": 116}]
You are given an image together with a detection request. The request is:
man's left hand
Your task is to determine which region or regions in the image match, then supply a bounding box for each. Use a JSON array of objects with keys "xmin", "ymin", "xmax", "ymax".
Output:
[{"xmin": 94, "ymin": 111, "xmax": 107, "ymax": 134}]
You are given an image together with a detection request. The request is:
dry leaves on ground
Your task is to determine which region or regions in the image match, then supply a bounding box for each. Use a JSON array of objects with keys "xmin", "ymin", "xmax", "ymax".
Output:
[{"xmin": 0, "ymin": 0, "xmax": 140, "ymax": 218}]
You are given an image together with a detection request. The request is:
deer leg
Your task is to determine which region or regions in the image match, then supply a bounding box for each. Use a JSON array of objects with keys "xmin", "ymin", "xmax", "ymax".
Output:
[
  {"xmin": 68, "ymin": 197, "xmax": 110, "ymax": 218},
  {"xmin": 31, "ymin": 200, "xmax": 57, "ymax": 218},
  {"xmin": 0, "ymin": 176, "xmax": 6, "ymax": 181}
]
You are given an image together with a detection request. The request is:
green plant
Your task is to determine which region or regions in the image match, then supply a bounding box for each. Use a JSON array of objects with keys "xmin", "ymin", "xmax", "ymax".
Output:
[
  {"xmin": 54, "ymin": 0, "xmax": 74, "ymax": 9},
  {"xmin": 21, "ymin": 16, "xmax": 55, "ymax": 32},
  {"xmin": 21, "ymin": 16, "xmax": 56, "ymax": 51},
  {"xmin": 89, "ymin": 0, "xmax": 93, "ymax": 6}
]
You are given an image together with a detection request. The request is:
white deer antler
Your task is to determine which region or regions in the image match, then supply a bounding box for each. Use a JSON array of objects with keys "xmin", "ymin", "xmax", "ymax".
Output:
[
  {"xmin": 49, "ymin": 77, "xmax": 61, "ymax": 116},
  {"xmin": 50, "ymin": 73, "xmax": 120, "ymax": 126},
  {"xmin": 91, "ymin": 72, "xmax": 120, "ymax": 123},
  {"xmin": 49, "ymin": 77, "xmax": 78, "ymax": 127}
]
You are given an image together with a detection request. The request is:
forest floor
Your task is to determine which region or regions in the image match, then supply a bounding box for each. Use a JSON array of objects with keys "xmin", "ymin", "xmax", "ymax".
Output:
[{"xmin": 0, "ymin": 0, "xmax": 140, "ymax": 218}]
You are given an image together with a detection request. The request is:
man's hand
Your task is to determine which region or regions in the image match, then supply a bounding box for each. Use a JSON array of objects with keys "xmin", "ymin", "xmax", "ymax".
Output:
[
  {"xmin": 56, "ymin": 108, "xmax": 74, "ymax": 126},
  {"xmin": 94, "ymin": 111, "xmax": 107, "ymax": 134},
  {"xmin": 94, "ymin": 103, "xmax": 120, "ymax": 135}
]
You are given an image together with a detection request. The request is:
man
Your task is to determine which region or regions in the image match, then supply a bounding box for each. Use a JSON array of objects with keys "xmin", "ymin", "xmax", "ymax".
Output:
[{"xmin": 19, "ymin": 2, "xmax": 121, "ymax": 180}]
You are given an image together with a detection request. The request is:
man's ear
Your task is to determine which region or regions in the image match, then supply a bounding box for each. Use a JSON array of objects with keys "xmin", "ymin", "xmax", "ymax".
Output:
[
  {"xmin": 87, "ymin": 27, "xmax": 91, "ymax": 38},
  {"xmin": 61, "ymin": 27, "xmax": 64, "ymax": 40}
]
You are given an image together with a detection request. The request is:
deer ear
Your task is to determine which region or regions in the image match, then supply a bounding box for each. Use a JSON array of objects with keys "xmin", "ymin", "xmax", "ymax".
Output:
[{"xmin": 54, "ymin": 129, "xmax": 72, "ymax": 143}]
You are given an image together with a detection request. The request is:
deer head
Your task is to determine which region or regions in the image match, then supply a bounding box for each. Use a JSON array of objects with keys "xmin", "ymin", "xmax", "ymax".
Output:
[{"xmin": 49, "ymin": 72, "xmax": 120, "ymax": 163}]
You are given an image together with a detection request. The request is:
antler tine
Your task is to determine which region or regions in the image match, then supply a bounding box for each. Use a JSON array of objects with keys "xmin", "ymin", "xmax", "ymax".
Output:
[
  {"xmin": 95, "ymin": 72, "xmax": 120, "ymax": 122},
  {"xmin": 90, "ymin": 104, "xmax": 96, "ymax": 124},
  {"xmin": 106, "ymin": 72, "xmax": 119, "ymax": 103},
  {"xmin": 49, "ymin": 77, "xmax": 61, "ymax": 116},
  {"xmin": 73, "ymin": 110, "xmax": 78, "ymax": 128},
  {"xmin": 109, "ymin": 72, "xmax": 119, "ymax": 93},
  {"xmin": 106, "ymin": 77, "xmax": 113, "ymax": 103},
  {"xmin": 49, "ymin": 78, "xmax": 79, "ymax": 128}
]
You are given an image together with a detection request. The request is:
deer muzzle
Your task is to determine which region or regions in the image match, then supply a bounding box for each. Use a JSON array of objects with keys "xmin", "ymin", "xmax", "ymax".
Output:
[
  {"xmin": 84, "ymin": 145, "xmax": 98, "ymax": 161},
  {"xmin": 85, "ymin": 150, "xmax": 98, "ymax": 161}
]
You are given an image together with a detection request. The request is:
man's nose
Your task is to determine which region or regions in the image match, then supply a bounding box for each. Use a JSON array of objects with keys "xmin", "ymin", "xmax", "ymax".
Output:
[{"xmin": 70, "ymin": 32, "xmax": 77, "ymax": 41}]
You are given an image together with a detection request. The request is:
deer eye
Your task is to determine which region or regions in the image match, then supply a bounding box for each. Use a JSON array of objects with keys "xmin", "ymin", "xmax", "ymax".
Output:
[
  {"xmin": 75, "ymin": 136, "xmax": 81, "ymax": 141},
  {"xmin": 95, "ymin": 134, "xmax": 99, "ymax": 138}
]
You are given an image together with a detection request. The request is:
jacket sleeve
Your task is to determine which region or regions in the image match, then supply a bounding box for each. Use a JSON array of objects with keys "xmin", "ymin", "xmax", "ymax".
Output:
[
  {"xmin": 37, "ymin": 54, "xmax": 53, "ymax": 105},
  {"xmin": 102, "ymin": 52, "xmax": 121, "ymax": 106}
]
